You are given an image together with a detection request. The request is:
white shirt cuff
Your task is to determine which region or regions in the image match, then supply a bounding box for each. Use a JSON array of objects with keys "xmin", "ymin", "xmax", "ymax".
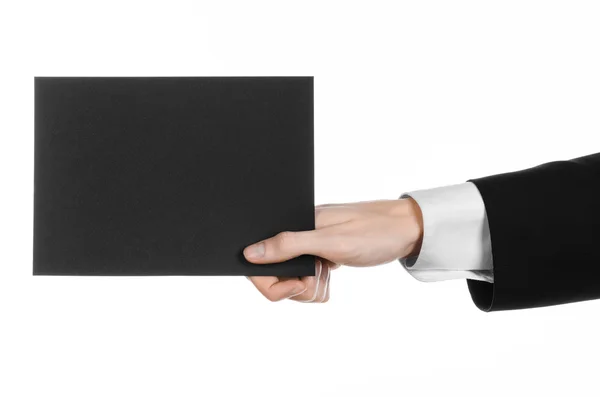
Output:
[{"xmin": 399, "ymin": 182, "xmax": 493, "ymax": 283}]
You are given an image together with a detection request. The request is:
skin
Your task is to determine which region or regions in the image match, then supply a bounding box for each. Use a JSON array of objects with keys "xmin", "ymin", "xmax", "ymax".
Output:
[{"xmin": 243, "ymin": 198, "xmax": 424, "ymax": 302}]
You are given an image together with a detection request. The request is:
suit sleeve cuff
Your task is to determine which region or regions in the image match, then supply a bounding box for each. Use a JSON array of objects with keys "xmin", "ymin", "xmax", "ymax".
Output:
[{"xmin": 399, "ymin": 182, "xmax": 493, "ymax": 283}]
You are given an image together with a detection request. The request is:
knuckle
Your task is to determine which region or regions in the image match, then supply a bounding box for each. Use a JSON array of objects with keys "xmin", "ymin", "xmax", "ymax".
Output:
[
  {"xmin": 275, "ymin": 231, "xmax": 295, "ymax": 250},
  {"xmin": 264, "ymin": 293, "xmax": 280, "ymax": 302},
  {"xmin": 314, "ymin": 206, "xmax": 328, "ymax": 219},
  {"xmin": 314, "ymin": 209, "xmax": 323, "ymax": 225}
]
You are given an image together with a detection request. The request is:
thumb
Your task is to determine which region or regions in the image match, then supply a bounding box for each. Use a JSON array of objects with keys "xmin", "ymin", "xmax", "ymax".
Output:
[{"xmin": 243, "ymin": 230, "xmax": 325, "ymax": 264}]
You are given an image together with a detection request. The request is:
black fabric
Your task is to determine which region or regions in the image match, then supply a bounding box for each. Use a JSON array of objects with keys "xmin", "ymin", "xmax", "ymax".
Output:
[
  {"xmin": 467, "ymin": 153, "xmax": 600, "ymax": 311},
  {"xmin": 34, "ymin": 77, "xmax": 315, "ymax": 277}
]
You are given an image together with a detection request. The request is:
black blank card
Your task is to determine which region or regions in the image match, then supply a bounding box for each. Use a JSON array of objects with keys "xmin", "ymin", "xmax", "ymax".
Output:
[{"xmin": 34, "ymin": 77, "xmax": 314, "ymax": 276}]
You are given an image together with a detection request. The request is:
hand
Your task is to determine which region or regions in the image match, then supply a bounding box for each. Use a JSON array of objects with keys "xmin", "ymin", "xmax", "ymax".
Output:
[{"xmin": 243, "ymin": 198, "xmax": 424, "ymax": 302}]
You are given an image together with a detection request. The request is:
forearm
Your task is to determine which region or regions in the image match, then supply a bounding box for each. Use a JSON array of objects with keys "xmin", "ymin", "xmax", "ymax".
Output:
[{"xmin": 468, "ymin": 153, "xmax": 600, "ymax": 311}]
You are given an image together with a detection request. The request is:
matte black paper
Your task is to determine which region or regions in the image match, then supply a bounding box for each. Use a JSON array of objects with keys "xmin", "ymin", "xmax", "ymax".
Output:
[{"xmin": 34, "ymin": 77, "xmax": 314, "ymax": 276}]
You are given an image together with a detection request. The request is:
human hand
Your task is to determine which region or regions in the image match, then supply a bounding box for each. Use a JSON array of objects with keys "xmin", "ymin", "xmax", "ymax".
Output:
[{"xmin": 243, "ymin": 198, "xmax": 424, "ymax": 302}]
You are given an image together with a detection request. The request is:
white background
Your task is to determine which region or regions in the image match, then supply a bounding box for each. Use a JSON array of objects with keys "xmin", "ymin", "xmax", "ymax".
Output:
[{"xmin": 1, "ymin": 1, "xmax": 600, "ymax": 396}]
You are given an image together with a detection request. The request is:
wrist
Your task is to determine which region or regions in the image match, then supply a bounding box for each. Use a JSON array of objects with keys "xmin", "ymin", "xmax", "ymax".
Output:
[{"xmin": 394, "ymin": 198, "xmax": 423, "ymax": 258}]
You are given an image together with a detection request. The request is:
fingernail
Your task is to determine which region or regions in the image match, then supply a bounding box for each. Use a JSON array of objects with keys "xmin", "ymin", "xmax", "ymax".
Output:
[{"xmin": 245, "ymin": 242, "xmax": 265, "ymax": 259}]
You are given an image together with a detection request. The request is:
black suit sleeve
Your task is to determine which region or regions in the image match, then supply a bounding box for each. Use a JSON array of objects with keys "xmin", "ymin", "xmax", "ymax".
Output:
[{"xmin": 466, "ymin": 153, "xmax": 600, "ymax": 311}]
